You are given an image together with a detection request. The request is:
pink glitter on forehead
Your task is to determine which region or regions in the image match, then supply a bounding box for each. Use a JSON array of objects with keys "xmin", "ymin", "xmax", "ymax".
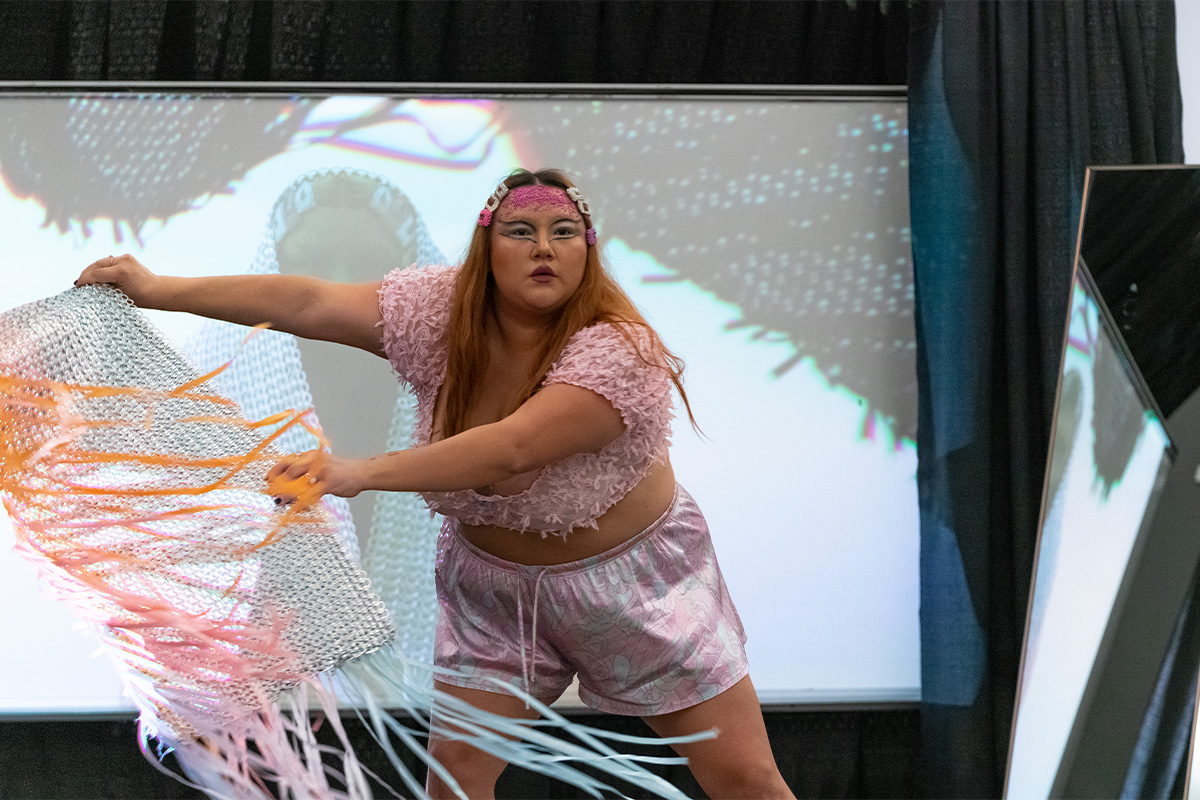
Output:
[{"xmin": 497, "ymin": 184, "xmax": 583, "ymax": 219}]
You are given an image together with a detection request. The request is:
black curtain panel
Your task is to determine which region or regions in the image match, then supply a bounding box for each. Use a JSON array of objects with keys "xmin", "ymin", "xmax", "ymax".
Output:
[
  {"xmin": 0, "ymin": 0, "xmax": 909, "ymax": 84},
  {"xmin": 0, "ymin": 710, "xmax": 921, "ymax": 800},
  {"xmin": 907, "ymin": 1, "xmax": 1182, "ymax": 797}
]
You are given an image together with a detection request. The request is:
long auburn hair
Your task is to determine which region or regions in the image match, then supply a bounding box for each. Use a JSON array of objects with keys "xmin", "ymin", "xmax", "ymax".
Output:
[{"xmin": 441, "ymin": 168, "xmax": 695, "ymax": 438}]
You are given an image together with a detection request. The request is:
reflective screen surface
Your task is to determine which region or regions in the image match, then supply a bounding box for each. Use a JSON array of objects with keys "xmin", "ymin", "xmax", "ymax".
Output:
[
  {"xmin": 0, "ymin": 92, "xmax": 919, "ymax": 713},
  {"xmin": 1080, "ymin": 167, "xmax": 1200, "ymax": 800}
]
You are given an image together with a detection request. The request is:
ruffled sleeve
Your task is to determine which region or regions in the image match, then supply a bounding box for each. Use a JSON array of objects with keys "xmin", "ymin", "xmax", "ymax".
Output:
[
  {"xmin": 376, "ymin": 264, "xmax": 458, "ymax": 391},
  {"xmin": 542, "ymin": 322, "xmax": 674, "ymax": 442}
]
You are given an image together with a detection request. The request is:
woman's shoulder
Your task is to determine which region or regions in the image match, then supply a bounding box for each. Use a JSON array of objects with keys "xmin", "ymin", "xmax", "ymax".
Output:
[
  {"xmin": 378, "ymin": 263, "xmax": 458, "ymax": 316},
  {"xmin": 545, "ymin": 320, "xmax": 672, "ymax": 422},
  {"xmin": 559, "ymin": 320, "xmax": 662, "ymax": 364},
  {"xmin": 380, "ymin": 262, "xmax": 459, "ymax": 295},
  {"xmin": 377, "ymin": 263, "xmax": 459, "ymax": 387}
]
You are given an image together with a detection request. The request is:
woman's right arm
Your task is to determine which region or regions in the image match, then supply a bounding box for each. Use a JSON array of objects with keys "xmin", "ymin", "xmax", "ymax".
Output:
[{"xmin": 76, "ymin": 254, "xmax": 385, "ymax": 355}]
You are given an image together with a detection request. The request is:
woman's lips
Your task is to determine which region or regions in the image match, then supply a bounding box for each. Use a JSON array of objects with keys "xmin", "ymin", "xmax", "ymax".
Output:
[{"xmin": 530, "ymin": 267, "xmax": 555, "ymax": 281}]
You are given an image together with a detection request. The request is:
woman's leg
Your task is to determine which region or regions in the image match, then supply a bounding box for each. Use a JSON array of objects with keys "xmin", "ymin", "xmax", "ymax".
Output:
[
  {"xmin": 424, "ymin": 680, "xmax": 541, "ymax": 800},
  {"xmin": 642, "ymin": 675, "xmax": 794, "ymax": 800}
]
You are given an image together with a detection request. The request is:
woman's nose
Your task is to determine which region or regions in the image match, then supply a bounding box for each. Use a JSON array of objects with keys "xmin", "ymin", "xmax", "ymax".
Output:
[{"xmin": 532, "ymin": 233, "xmax": 554, "ymax": 256}]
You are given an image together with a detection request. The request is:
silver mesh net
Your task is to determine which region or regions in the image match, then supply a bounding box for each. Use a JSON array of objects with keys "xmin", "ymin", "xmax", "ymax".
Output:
[{"xmin": 0, "ymin": 284, "xmax": 395, "ymax": 736}]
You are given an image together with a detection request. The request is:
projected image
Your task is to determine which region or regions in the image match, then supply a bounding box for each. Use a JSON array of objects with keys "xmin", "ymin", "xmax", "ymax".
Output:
[
  {"xmin": 1006, "ymin": 275, "xmax": 1173, "ymax": 799},
  {"xmin": 0, "ymin": 93, "xmax": 918, "ymax": 713},
  {"xmin": 0, "ymin": 95, "xmax": 309, "ymax": 241},
  {"xmin": 517, "ymin": 104, "xmax": 917, "ymax": 441}
]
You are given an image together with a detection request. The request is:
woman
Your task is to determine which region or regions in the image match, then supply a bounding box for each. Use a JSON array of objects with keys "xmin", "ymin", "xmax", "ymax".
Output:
[{"xmin": 77, "ymin": 168, "xmax": 793, "ymax": 799}]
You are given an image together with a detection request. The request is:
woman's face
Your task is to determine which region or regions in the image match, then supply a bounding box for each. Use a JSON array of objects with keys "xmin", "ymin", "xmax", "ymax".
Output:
[{"xmin": 489, "ymin": 186, "xmax": 588, "ymax": 321}]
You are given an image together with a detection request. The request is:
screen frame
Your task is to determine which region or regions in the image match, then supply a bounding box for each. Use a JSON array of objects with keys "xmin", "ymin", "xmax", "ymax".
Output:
[
  {"xmin": 0, "ymin": 80, "xmax": 907, "ymax": 100},
  {"xmin": 0, "ymin": 80, "xmax": 918, "ymax": 720}
]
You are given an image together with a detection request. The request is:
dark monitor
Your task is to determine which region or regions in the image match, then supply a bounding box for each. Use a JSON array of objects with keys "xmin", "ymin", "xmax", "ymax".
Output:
[
  {"xmin": 1034, "ymin": 166, "xmax": 1200, "ymax": 800},
  {"xmin": 1004, "ymin": 254, "xmax": 1174, "ymax": 799},
  {"xmin": 1082, "ymin": 167, "xmax": 1200, "ymax": 419}
]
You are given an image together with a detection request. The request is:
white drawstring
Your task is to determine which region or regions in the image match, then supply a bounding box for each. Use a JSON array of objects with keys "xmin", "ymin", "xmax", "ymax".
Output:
[
  {"xmin": 515, "ymin": 568, "xmax": 549, "ymax": 705},
  {"xmin": 529, "ymin": 569, "xmax": 547, "ymax": 693},
  {"xmin": 516, "ymin": 581, "xmax": 528, "ymax": 700}
]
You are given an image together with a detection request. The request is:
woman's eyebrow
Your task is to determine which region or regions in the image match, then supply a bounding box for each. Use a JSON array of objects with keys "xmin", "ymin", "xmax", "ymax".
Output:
[{"xmin": 496, "ymin": 216, "xmax": 580, "ymax": 226}]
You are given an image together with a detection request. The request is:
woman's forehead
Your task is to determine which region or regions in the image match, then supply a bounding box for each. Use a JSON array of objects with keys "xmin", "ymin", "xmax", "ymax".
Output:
[{"xmin": 497, "ymin": 185, "xmax": 582, "ymax": 220}]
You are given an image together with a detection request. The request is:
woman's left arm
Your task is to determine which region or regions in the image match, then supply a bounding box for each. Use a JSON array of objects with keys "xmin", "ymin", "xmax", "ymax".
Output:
[{"xmin": 268, "ymin": 383, "xmax": 625, "ymax": 499}]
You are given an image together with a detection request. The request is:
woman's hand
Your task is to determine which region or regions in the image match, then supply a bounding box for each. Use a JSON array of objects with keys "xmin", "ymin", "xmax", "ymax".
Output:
[
  {"xmin": 76, "ymin": 254, "xmax": 165, "ymax": 308},
  {"xmin": 266, "ymin": 450, "xmax": 366, "ymax": 505}
]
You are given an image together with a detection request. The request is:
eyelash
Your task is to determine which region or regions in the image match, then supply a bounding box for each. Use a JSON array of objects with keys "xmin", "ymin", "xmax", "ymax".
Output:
[{"xmin": 508, "ymin": 227, "xmax": 576, "ymax": 237}]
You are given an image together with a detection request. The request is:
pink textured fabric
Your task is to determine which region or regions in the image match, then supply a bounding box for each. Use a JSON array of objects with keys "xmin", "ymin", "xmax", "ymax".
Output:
[
  {"xmin": 377, "ymin": 264, "xmax": 674, "ymax": 535},
  {"xmin": 432, "ymin": 485, "xmax": 749, "ymax": 714},
  {"xmin": 498, "ymin": 185, "xmax": 582, "ymax": 219}
]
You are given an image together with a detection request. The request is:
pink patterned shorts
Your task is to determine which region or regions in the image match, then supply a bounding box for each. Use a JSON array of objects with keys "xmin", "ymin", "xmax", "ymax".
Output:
[{"xmin": 433, "ymin": 485, "xmax": 749, "ymax": 716}]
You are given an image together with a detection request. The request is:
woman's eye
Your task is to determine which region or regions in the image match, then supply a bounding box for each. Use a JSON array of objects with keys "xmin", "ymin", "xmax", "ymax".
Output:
[{"xmin": 554, "ymin": 227, "xmax": 576, "ymax": 236}]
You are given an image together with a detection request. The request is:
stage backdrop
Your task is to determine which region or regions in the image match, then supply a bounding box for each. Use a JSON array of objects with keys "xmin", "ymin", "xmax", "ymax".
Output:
[{"xmin": 0, "ymin": 89, "xmax": 918, "ymax": 713}]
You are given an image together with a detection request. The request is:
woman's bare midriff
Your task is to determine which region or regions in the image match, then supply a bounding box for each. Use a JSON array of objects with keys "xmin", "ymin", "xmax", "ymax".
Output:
[{"xmin": 457, "ymin": 459, "xmax": 677, "ymax": 566}]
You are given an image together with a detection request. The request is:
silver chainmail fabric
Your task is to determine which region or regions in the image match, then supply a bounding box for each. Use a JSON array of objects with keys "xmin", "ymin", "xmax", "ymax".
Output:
[
  {"xmin": 183, "ymin": 168, "xmax": 445, "ymax": 664},
  {"xmin": 0, "ymin": 284, "xmax": 395, "ymax": 738}
]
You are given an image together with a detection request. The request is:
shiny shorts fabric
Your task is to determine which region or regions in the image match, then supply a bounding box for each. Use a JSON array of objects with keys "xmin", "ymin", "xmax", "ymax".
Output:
[{"xmin": 432, "ymin": 485, "xmax": 749, "ymax": 716}]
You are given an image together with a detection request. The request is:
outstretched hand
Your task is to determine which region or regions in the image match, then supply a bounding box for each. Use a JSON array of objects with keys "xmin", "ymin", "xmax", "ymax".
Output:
[
  {"xmin": 76, "ymin": 254, "xmax": 163, "ymax": 307},
  {"xmin": 267, "ymin": 450, "xmax": 364, "ymax": 505}
]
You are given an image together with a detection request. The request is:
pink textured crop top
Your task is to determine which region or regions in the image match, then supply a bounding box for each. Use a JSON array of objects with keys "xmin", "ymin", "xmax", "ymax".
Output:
[{"xmin": 377, "ymin": 264, "xmax": 675, "ymax": 536}]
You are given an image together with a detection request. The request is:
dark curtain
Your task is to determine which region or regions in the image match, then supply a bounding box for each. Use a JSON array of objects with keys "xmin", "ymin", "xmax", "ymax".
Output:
[
  {"xmin": 1, "ymin": 710, "xmax": 922, "ymax": 800},
  {"xmin": 907, "ymin": 1, "xmax": 1183, "ymax": 797},
  {"xmin": 0, "ymin": 0, "xmax": 908, "ymax": 84}
]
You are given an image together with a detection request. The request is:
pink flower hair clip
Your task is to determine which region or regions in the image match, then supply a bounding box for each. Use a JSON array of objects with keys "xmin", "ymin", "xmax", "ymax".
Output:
[
  {"xmin": 566, "ymin": 188, "xmax": 599, "ymax": 245},
  {"xmin": 476, "ymin": 182, "xmax": 509, "ymax": 227}
]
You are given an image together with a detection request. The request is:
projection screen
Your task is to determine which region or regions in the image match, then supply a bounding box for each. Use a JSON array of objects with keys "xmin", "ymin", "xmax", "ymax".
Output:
[{"xmin": 0, "ymin": 87, "xmax": 918, "ymax": 713}]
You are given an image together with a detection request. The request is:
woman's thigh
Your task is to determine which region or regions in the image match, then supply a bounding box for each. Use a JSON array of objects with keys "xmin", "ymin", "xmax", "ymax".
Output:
[
  {"xmin": 425, "ymin": 680, "xmax": 541, "ymax": 799},
  {"xmin": 641, "ymin": 675, "xmax": 794, "ymax": 799}
]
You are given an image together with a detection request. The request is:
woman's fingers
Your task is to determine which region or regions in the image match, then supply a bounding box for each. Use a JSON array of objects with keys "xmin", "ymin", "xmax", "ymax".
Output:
[
  {"xmin": 77, "ymin": 253, "xmax": 127, "ymax": 284},
  {"xmin": 75, "ymin": 254, "xmax": 161, "ymax": 306},
  {"xmin": 285, "ymin": 456, "xmax": 317, "ymax": 480},
  {"xmin": 81, "ymin": 253, "xmax": 117, "ymax": 273},
  {"xmin": 266, "ymin": 453, "xmax": 309, "ymax": 481},
  {"xmin": 267, "ymin": 451, "xmax": 326, "ymax": 506},
  {"xmin": 268, "ymin": 473, "xmax": 320, "ymax": 505},
  {"xmin": 265, "ymin": 459, "xmax": 287, "ymax": 481}
]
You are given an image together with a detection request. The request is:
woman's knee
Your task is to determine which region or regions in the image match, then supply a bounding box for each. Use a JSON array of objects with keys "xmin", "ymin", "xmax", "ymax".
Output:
[
  {"xmin": 696, "ymin": 756, "xmax": 793, "ymax": 800},
  {"xmin": 425, "ymin": 736, "xmax": 508, "ymax": 798}
]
